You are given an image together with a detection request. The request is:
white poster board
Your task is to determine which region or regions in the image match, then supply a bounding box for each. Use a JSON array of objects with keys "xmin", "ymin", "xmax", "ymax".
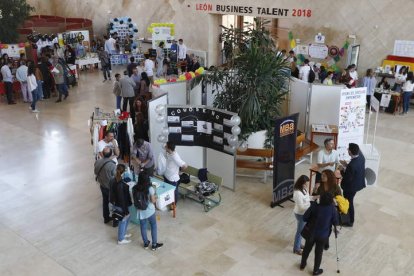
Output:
[
  {"xmin": 393, "ymin": 40, "xmax": 414, "ymax": 57},
  {"xmin": 58, "ymin": 30, "xmax": 90, "ymax": 46},
  {"xmin": 206, "ymin": 148, "xmax": 236, "ymax": 190},
  {"xmin": 148, "ymin": 94, "xmax": 168, "ymax": 166},
  {"xmin": 380, "ymin": 94, "xmax": 391, "ymax": 107},
  {"xmin": 289, "ymin": 78, "xmax": 310, "ymax": 133},
  {"xmin": 190, "ymin": 82, "xmax": 202, "ymax": 105},
  {"xmin": 337, "ymin": 87, "xmax": 366, "ymax": 160},
  {"xmin": 153, "ymin": 82, "xmax": 187, "ymax": 105},
  {"xmin": 308, "ymin": 44, "xmax": 328, "ymax": 59},
  {"xmin": 295, "ymin": 44, "xmax": 309, "ymax": 55},
  {"xmin": 0, "ymin": 44, "xmax": 26, "ymax": 58},
  {"xmin": 152, "ymin": 27, "xmax": 173, "ymax": 49}
]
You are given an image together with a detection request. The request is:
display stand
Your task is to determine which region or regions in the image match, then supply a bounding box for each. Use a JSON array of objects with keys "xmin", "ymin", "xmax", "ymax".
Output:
[{"xmin": 363, "ymin": 97, "xmax": 381, "ymax": 186}]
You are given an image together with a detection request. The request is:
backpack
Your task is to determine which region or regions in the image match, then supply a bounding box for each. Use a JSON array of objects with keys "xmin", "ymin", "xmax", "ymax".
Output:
[
  {"xmin": 308, "ymin": 67, "xmax": 315, "ymax": 83},
  {"xmin": 132, "ymin": 185, "xmax": 149, "ymax": 210},
  {"xmin": 196, "ymin": 181, "xmax": 218, "ymax": 197},
  {"xmin": 335, "ymin": 195, "xmax": 349, "ymax": 214}
]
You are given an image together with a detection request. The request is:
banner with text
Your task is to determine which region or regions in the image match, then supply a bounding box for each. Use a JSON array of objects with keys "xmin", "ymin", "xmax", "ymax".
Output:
[
  {"xmin": 337, "ymin": 87, "xmax": 367, "ymax": 160},
  {"xmin": 191, "ymin": 2, "xmax": 312, "ymax": 18},
  {"xmin": 272, "ymin": 113, "xmax": 299, "ymax": 207}
]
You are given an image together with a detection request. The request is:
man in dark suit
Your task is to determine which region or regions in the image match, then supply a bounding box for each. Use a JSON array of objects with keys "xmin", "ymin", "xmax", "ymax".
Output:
[{"xmin": 340, "ymin": 143, "xmax": 366, "ymax": 227}]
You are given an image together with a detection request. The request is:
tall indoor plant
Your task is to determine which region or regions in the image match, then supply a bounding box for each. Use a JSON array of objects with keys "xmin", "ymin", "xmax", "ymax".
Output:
[
  {"xmin": 0, "ymin": 0, "xmax": 34, "ymax": 43},
  {"xmin": 198, "ymin": 19, "xmax": 291, "ymax": 147}
]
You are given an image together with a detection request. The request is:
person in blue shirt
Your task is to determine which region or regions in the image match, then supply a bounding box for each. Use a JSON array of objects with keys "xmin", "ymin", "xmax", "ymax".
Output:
[{"xmin": 300, "ymin": 192, "xmax": 338, "ymax": 275}]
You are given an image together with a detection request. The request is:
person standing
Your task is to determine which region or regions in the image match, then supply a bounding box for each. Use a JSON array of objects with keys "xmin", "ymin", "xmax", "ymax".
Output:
[
  {"xmin": 163, "ymin": 141, "xmax": 187, "ymax": 203},
  {"xmin": 339, "ymin": 143, "xmax": 366, "ymax": 227},
  {"xmin": 299, "ymin": 59, "xmax": 311, "ymax": 82},
  {"xmin": 64, "ymin": 45, "xmax": 76, "ymax": 65},
  {"xmin": 16, "ymin": 61, "xmax": 31, "ymax": 103},
  {"xmin": 94, "ymin": 147, "xmax": 116, "ymax": 224},
  {"xmin": 98, "ymin": 131, "xmax": 120, "ymax": 163},
  {"xmin": 138, "ymin": 72, "xmax": 151, "ymax": 101},
  {"xmin": 170, "ymin": 39, "xmax": 178, "ymax": 63},
  {"xmin": 126, "ymin": 56, "xmax": 137, "ymax": 77},
  {"xmin": 393, "ymin": 66, "xmax": 407, "ymax": 92},
  {"xmin": 400, "ymin": 71, "xmax": 414, "ymax": 115},
  {"xmin": 362, "ymin": 69, "xmax": 377, "ymax": 113},
  {"xmin": 39, "ymin": 57, "xmax": 52, "ymax": 99},
  {"xmin": 119, "ymin": 74, "xmax": 137, "ymax": 123},
  {"xmin": 132, "ymin": 139, "xmax": 155, "ymax": 176},
  {"xmin": 131, "ymin": 67, "xmax": 141, "ymax": 96},
  {"xmin": 1, "ymin": 60, "xmax": 16, "ymax": 104},
  {"xmin": 34, "ymin": 64, "xmax": 44, "ymax": 100},
  {"xmin": 322, "ymin": 71, "xmax": 333, "ymax": 85},
  {"xmin": 133, "ymin": 171, "xmax": 164, "ymax": 250},
  {"xmin": 109, "ymin": 164, "xmax": 133, "ymax": 244},
  {"xmin": 348, "ymin": 64, "xmax": 358, "ymax": 87},
  {"xmin": 52, "ymin": 57, "xmax": 68, "ymax": 103},
  {"xmin": 177, "ymin": 39, "xmax": 187, "ymax": 72},
  {"xmin": 156, "ymin": 41, "xmax": 165, "ymax": 77},
  {"xmin": 113, "ymin": 73, "xmax": 122, "ymax": 109},
  {"xmin": 144, "ymin": 55, "xmax": 155, "ymax": 84},
  {"xmin": 293, "ymin": 175, "xmax": 311, "ymax": 255},
  {"xmin": 97, "ymin": 46, "xmax": 111, "ymax": 82},
  {"xmin": 300, "ymin": 193, "xmax": 338, "ymax": 275},
  {"xmin": 27, "ymin": 64, "xmax": 39, "ymax": 113}
]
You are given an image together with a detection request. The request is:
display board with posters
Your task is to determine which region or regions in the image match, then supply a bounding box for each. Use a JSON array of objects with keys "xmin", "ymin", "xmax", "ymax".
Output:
[
  {"xmin": 58, "ymin": 30, "xmax": 90, "ymax": 52},
  {"xmin": 271, "ymin": 113, "xmax": 299, "ymax": 207},
  {"xmin": 148, "ymin": 23, "xmax": 175, "ymax": 49},
  {"xmin": 0, "ymin": 44, "xmax": 26, "ymax": 58},
  {"xmin": 308, "ymin": 43, "xmax": 329, "ymax": 59},
  {"xmin": 337, "ymin": 87, "xmax": 367, "ymax": 159},
  {"xmin": 166, "ymin": 106, "xmax": 238, "ymax": 155}
]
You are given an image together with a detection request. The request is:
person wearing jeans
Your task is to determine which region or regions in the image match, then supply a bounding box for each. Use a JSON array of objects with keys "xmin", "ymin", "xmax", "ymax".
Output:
[
  {"xmin": 293, "ymin": 175, "xmax": 311, "ymax": 255},
  {"xmin": 401, "ymin": 72, "xmax": 414, "ymax": 115},
  {"xmin": 1, "ymin": 60, "xmax": 16, "ymax": 104},
  {"xmin": 109, "ymin": 164, "xmax": 133, "ymax": 244},
  {"xmin": 98, "ymin": 46, "xmax": 111, "ymax": 82}
]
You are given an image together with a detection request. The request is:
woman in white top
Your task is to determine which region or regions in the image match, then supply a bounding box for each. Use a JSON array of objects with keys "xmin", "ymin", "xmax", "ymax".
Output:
[
  {"xmin": 393, "ymin": 66, "xmax": 407, "ymax": 92},
  {"xmin": 293, "ymin": 175, "xmax": 311, "ymax": 255},
  {"xmin": 27, "ymin": 64, "xmax": 39, "ymax": 113},
  {"xmin": 401, "ymin": 71, "xmax": 414, "ymax": 115},
  {"xmin": 163, "ymin": 141, "xmax": 187, "ymax": 203}
]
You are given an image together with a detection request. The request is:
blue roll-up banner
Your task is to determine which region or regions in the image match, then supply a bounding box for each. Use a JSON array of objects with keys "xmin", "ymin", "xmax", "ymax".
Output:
[{"xmin": 271, "ymin": 113, "xmax": 299, "ymax": 208}]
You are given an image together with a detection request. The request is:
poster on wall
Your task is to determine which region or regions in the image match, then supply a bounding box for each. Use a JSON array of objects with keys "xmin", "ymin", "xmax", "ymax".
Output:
[
  {"xmin": 308, "ymin": 43, "xmax": 328, "ymax": 59},
  {"xmin": 166, "ymin": 106, "xmax": 238, "ymax": 155},
  {"xmin": 271, "ymin": 113, "xmax": 299, "ymax": 208},
  {"xmin": 393, "ymin": 40, "xmax": 414, "ymax": 58},
  {"xmin": 337, "ymin": 88, "xmax": 367, "ymax": 160},
  {"xmin": 0, "ymin": 44, "xmax": 25, "ymax": 58},
  {"xmin": 58, "ymin": 30, "xmax": 90, "ymax": 47},
  {"xmin": 294, "ymin": 44, "xmax": 309, "ymax": 55},
  {"xmin": 152, "ymin": 27, "xmax": 174, "ymax": 49}
]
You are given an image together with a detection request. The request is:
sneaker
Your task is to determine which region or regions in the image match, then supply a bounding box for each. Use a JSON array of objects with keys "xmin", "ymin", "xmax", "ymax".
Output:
[
  {"xmin": 32, "ymin": 109, "xmax": 40, "ymax": 113},
  {"xmin": 313, "ymin": 268, "xmax": 323, "ymax": 275},
  {"xmin": 103, "ymin": 79, "xmax": 107, "ymax": 82},
  {"xmin": 124, "ymin": 233, "xmax": 132, "ymax": 239},
  {"xmin": 151, "ymin": 243, "xmax": 163, "ymax": 251},
  {"xmin": 29, "ymin": 107, "xmax": 32, "ymax": 110},
  {"xmin": 144, "ymin": 241, "xmax": 151, "ymax": 249},
  {"xmin": 118, "ymin": 239, "xmax": 131, "ymax": 245}
]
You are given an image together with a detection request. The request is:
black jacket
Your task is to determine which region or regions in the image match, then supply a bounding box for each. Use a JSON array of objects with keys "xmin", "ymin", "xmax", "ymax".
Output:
[
  {"xmin": 341, "ymin": 154, "xmax": 366, "ymax": 193},
  {"xmin": 109, "ymin": 178, "xmax": 132, "ymax": 215}
]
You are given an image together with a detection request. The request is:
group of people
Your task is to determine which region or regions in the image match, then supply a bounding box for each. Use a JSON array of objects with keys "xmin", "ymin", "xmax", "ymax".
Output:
[
  {"xmin": 94, "ymin": 132, "xmax": 187, "ymax": 249},
  {"xmin": 293, "ymin": 141, "xmax": 366, "ymax": 275},
  {"xmin": 1, "ymin": 51, "xmax": 70, "ymax": 111}
]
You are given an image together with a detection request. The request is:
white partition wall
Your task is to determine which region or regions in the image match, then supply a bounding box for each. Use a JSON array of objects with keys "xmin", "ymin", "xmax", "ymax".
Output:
[
  {"xmin": 176, "ymin": 145, "xmax": 205, "ymax": 169},
  {"xmin": 289, "ymin": 78, "xmax": 311, "ymax": 133},
  {"xmin": 152, "ymin": 82, "xmax": 187, "ymax": 105},
  {"xmin": 206, "ymin": 148, "xmax": 236, "ymax": 191},
  {"xmin": 308, "ymin": 84, "xmax": 343, "ymax": 138},
  {"xmin": 190, "ymin": 82, "xmax": 202, "ymax": 105},
  {"xmin": 148, "ymin": 95, "xmax": 168, "ymax": 164}
]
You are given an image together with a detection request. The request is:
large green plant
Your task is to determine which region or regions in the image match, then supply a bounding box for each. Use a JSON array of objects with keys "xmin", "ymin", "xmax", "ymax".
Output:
[
  {"xmin": 0, "ymin": 0, "xmax": 34, "ymax": 43},
  {"xmin": 198, "ymin": 19, "xmax": 290, "ymax": 146}
]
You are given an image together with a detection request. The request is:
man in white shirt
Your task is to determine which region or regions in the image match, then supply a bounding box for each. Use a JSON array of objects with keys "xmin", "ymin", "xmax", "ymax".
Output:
[
  {"xmin": 315, "ymin": 138, "xmax": 339, "ymax": 186},
  {"xmin": 98, "ymin": 131, "xmax": 120, "ymax": 163},
  {"xmin": 299, "ymin": 59, "xmax": 311, "ymax": 82},
  {"xmin": 1, "ymin": 60, "xmax": 16, "ymax": 104},
  {"xmin": 144, "ymin": 55, "xmax": 155, "ymax": 84},
  {"xmin": 104, "ymin": 33, "xmax": 117, "ymax": 54},
  {"xmin": 16, "ymin": 61, "xmax": 31, "ymax": 103},
  {"xmin": 163, "ymin": 141, "xmax": 187, "ymax": 203},
  {"xmin": 348, "ymin": 64, "xmax": 358, "ymax": 87},
  {"xmin": 178, "ymin": 39, "xmax": 187, "ymax": 72}
]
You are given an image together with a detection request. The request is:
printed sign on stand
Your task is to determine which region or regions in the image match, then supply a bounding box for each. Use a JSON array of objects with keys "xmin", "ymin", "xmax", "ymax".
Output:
[
  {"xmin": 271, "ymin": 113, "xmax": 299, "ymax": 208},
  {"xmin": 337, "ymin": 87, "xmax": 367, "ymax": 160},
  {"xmin": 308, "ymin": 43, "xmax": 328, "ymax": 59}
]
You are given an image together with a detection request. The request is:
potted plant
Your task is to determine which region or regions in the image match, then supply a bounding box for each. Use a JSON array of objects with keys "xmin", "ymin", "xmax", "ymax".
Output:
[{"xmin": 195, "ymin": 19, "xmax": 291, "ymax": 148}]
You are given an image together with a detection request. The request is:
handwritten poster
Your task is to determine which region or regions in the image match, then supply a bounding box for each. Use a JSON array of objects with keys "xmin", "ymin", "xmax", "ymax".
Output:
[{"xmin": 308, "ymin": 43, "xmax": 328, "ymax": 59}]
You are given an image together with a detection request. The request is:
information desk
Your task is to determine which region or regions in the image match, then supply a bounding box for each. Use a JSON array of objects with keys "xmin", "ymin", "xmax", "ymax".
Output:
[
  {"xmin": 310, "ymin": 124, "xmax": 338, "ymax": 149},
  {"xmin": 126, "ymin": 176, "xmax": 176, "ymax": 224}
]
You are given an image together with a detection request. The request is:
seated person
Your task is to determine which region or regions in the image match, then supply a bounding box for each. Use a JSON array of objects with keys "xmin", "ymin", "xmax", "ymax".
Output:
[
  {"xmin": 315, "ymin": 138, "xmax": 339, "ymax": 186},
  {"xmin": 98, "ymin": 131, "xmax": 120, "ymax": 163},
  {"xmin": 313, "ymin": 169, "xmax": 342, "ymax": 197},
  {"xmin": 377, "ymin": 77, "xmax": 391, "ymax": 90}
]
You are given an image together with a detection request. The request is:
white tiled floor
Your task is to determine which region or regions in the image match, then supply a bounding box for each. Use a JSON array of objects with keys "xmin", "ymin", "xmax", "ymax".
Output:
[{"xmin": 0, "ymin": 69, "xmax": 413, "ymax": 275}]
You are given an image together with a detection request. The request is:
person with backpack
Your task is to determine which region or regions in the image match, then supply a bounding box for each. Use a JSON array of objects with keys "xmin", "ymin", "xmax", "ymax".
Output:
[
  {"xmin": 109, "ymin": 164, "xmax": 133, "ymax": 244},
  {"xmin": 164, "ymin": 141, "xmax": 187, "ymax": 203},
  {"xmin": 300, "ymin": 59, "xmax": 314, "ymax": 83},
  {"xmin": 133, "ymin": 171, "xmax": 163, "ymax": 251},
  {"xmin": 300, "ymin": 192, "xmax": 339, "ymax": 275}
]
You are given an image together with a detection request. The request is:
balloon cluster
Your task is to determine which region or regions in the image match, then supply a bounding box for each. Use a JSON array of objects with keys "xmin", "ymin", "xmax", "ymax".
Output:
[
  {"xmin": 109, "ymin": 16, "xmax": 139, "ymax": 50},
  {"xmin": 226, "ymin": 115, "xmax": 242, "ymax": 152},
  {"xmin": 153, "ymin": 67, "xmax": 205, "ymax": 87},
  {"xmin": 155, "ymin": 104, "xmax": 168, "ymax": 143}
]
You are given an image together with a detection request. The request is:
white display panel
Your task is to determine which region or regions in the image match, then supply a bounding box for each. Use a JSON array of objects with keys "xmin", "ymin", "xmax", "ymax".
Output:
[
  {"xmin": 148, "ymin": 94, "xmax": 168, "ymax": 165},
  {"xmin": 206, "ymin": 148, "xmax": 236, "ymax": 191},
  {"xmin": 289, "ymin": 77, "xmax": 310, "ymax": 133},
  {"xmin": 307, "ymin": 84, "xmax": 343, "ymax": 140},
  {"xmin": 153, "ymin": 82, "xmax": 187, "ymax": 105},
  {"xmin": 176, "ymin": 145, "xmax": 205, "ymax": 169},
  {"xmin": 190, "ymin": 82, "xmax": 202, "ymax": 105}
]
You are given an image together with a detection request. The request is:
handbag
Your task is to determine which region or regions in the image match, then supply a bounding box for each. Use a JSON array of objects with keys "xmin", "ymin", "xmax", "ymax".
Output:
[
  {"xmin": 301, "ymin": 221, "xmax": 314, "ymax": 240},
  {"xmin": 112, "ymin": 209, "xmax": 124, "ymax": 222}
]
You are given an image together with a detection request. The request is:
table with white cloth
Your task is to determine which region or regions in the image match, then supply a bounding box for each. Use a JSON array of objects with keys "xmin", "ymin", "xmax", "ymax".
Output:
[
  {"xmin": 75, "ymin": 57, "xmax": 100, "ymax": 69},
  {"xmin": 126, "ymin": 176, "xmax": 176, "ymax": 224}
]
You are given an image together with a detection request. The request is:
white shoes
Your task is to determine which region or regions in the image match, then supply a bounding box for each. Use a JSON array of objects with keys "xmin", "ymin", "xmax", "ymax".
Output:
[
  {"xmin": 118, "ymin": 239, "xmax": 131, "ymax": 245},
  {"xmin": 32, "ymin": 109, "xmax": 40, "ymax": 113},
  {"xmin": 124, "ymin": 233, "xmax": 132, "ymax": 238}
]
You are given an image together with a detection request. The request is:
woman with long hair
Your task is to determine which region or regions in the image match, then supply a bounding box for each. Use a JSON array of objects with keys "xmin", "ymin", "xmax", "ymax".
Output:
[
  {"xmin": 293, "ymin": 175, "xmax": 311, "ymax": 255},
  {"xmin": 109, "ymin": 164, "xmax": 133, "ymax": 244},
  {"xmin": 156, "ymin": 41, "xmax": 165, "ymax": 77},
  {"xmin": 133, "ymin": 171, "xmax": 163, "ymax": 250},
  {"xmin": 139, "ymin": 72, "xmax": 151, "ymax": 101},
  {"xmin": 393, "ymin": 66, "xmax": 407, "ymax": 92},
  {"xmin": 313, "ymin": 169, "xmax": 342, "ymax": 197},
  {"xmin": 401, "ymin": 71, "xmax": 414, "ymax": 115},
  {"xmin": 362, "ymin": 68, "xmax": 376, "ymax": 112},
  {"xmin": 300, "ymin": 192, "xmax": 338, "ymax": 275}
]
